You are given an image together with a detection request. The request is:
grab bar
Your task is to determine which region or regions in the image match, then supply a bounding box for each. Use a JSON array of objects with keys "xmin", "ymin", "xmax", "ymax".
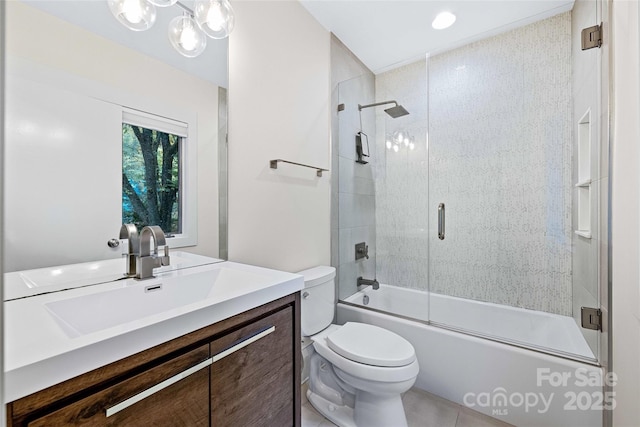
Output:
[
  {"xmin": 438, "ymin": 203, "xmax": 445, "ymax": 240},
  {"xmin": 270, "ymin": 159, "xmax": 329, "ymax": 177}
]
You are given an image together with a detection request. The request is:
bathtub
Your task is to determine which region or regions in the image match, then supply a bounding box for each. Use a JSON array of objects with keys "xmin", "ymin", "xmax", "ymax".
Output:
[{"xmin": 338, "ymin": 284, "xmax": 605, "ymax": 427}]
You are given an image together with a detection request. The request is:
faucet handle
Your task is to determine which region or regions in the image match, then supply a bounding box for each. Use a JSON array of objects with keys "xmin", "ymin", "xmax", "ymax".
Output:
[
  {"xmin": 355, "ymin": 242, "xmax": 370, "ymax": 260},
  {"xmin": 160, "ymin": 245, "xmax": 171, "ymax": 266}
]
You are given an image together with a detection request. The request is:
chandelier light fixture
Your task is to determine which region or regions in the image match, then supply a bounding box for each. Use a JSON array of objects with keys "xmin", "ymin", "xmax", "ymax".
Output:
[
  {"xmin": 108, "ymin": 0, "xmax": 157, "ymax": 31},
  {"xmin": 168, "ymin": 13, "xmax": 208, "ymax": 57},
  {"xmin": 108, "ymin": 0, "xmax": 235, "ymax": 58},
  {"xmin": 194, "ymin": 0, "xmax": 235, "ymax": 39}
]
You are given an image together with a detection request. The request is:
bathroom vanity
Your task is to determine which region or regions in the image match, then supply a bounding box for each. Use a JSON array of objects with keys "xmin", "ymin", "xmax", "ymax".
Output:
[{"xmin": 4, "ymin": 259, "xmax": 303, "ymax": 426}]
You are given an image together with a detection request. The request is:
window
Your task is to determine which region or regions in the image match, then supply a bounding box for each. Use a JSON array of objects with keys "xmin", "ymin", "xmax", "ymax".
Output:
[
  {"xmin": 122, "ymin": 124, "xmax": 181, "ymax": 234},
  {"xmin": 121, "ymin": 109, "xmax": 196, "ymax": 247}
]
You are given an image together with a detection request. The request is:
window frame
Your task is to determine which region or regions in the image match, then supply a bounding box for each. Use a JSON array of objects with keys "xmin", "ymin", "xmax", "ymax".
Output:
[{"xmin": 121, "ymin": 107, "xmax": 198, "ymax": 249}]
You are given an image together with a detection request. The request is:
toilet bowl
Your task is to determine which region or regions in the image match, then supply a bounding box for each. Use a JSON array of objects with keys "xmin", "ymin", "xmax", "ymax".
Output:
[{"xmin": 299, "ymin": 267, "xmax": 419, "ymax": 427}]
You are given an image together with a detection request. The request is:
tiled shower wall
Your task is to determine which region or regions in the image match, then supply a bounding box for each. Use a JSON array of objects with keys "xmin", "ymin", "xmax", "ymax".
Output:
[{"xmin": 376, "ymin": 13, "xmax": 573, "ymax": 315}]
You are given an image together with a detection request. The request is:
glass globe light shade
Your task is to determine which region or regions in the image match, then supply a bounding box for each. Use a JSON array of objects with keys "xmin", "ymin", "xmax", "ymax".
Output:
[
  {"xmin": 393, "ymin": 144, "xmax": 399, "ymax": 153},
  {"xmin": 409, "ymin": 142, "xmax": 415, "ymax": 150},
  {"xmin": 386, "ymin": 140, "xmax": 392, "ymax": 150},
  {"xmin": 169, "ymin": 15, "xmax": 207, "ymax": 58},
  {"xmin": 148, "ymin": 0, "xmax": 177, "ymax": 6},
  {"xmin": 108, "ymin": 0, "xmax": 156, "ymax": 31},
  {"xmin": 194, "ymin": 0, "xmax": 235, "ymax": 39}
]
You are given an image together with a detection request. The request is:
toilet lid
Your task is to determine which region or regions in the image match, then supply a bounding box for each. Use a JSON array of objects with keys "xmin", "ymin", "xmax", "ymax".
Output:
[{"xmin": 326, "ymin": 322, "xmax": 415, "ymax": 367}]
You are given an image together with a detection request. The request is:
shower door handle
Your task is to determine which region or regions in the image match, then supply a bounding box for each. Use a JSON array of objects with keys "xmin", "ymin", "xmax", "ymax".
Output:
[{"xmin": 438, "ymin": 203, "xmax": 445, "ymax": 240}]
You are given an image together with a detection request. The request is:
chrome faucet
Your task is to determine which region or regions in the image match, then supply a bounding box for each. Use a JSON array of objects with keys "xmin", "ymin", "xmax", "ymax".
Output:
[
  {"xmin": 119, "ymin": 224, "xmax": 139, "ymax": 277},
  {"xmin": 136, "ymin": 226, "xmax": 171, "ymax": 280},
  {"xmin": 357, "ymin": 276, "xmax": 379, "ymax": 290}
]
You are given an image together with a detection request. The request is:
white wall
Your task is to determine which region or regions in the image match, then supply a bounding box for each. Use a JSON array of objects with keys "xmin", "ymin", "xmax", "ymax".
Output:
[
  {"xmin": 611, "ymin": 0, "xmax": 640, "ymax": 425},
  {"xmin": 228, "ymin": 1, "xmax": 330, "ymax": 272},
  {"xmin": 0, "ymin": 0, "xmax": 6, "ymax": 422},
  {"xmin": 4, "ymin": 2, "xmax": 220, "ymax": 270}
]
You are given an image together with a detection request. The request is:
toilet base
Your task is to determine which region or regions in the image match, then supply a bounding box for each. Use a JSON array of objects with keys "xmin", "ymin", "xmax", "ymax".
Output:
[
  {"xmin": 307, "ymin": 388, "xmax": 356, "ymax": 427},
  {"xmin": 307, "ymin": 351, "xmax": 412, "ymax": 427},
  {"xmin": 307, "ymin": 388, "xmax": 409, "ymax": 427},
  {"xmin": 352, "ymin": 390, "xmax": 408, "ymax": 427}
]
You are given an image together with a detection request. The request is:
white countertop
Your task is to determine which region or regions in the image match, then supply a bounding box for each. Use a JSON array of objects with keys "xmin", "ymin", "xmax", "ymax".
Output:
[
  {"xmin": 3, "ymin": 251, "xmax": 221, "ymax": 301},
  {"xmin": 4, "ymin": 261, "xmax": 303, "ymax": 402}
]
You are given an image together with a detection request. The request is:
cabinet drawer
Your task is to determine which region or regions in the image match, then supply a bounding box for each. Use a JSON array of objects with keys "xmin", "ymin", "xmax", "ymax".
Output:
[
  {"xmin": 27, "ymin": 345, "xmax": 210, "ymax": 427},
  {"xmin": 211, "ymin": 306, "xmax": 294, "ymax": 426}
]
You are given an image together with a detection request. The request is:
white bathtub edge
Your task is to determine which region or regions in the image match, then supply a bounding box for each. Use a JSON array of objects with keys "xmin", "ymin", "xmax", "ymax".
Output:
[{"xmin": 337, "ymin": 302, "xmax": 604, "ymax": 427}]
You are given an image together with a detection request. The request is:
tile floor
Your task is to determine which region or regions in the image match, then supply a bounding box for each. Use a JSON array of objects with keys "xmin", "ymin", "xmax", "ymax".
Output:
[{"xmin": 302, "ymin": 387, "xmax": 514, "ymax": 427}]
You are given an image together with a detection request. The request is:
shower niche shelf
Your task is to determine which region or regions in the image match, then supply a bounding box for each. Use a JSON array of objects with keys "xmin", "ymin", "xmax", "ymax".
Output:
[{"xmin": 575, "ymin": 110, "xmax": 592, "ymax": 240}]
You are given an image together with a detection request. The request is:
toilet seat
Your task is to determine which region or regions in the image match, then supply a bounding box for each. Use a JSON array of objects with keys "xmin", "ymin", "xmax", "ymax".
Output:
[
  {"xmin": 311, "ymin": 324, "xmax": 419, "ymax": 383},
  {"xmin": 327, "ymin": 322, "xmax": 415, "ymax": 367}
]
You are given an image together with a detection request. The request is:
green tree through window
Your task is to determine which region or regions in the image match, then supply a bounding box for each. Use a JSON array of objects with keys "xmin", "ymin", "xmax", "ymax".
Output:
[{"xmin": 122, "ymin": 123, "xmax": 180, "ymax": 233}]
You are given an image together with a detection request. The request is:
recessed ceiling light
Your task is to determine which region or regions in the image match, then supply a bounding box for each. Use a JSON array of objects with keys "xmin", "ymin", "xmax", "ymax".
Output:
[{"xmin": 432, "ymin": 11, "xmax": 456, "ymax": 30}]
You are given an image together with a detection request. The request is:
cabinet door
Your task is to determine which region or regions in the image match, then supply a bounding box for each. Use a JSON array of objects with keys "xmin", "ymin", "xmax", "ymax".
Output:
[
  {"xmin": 27, "ymin": 345, "xmax": 210, "ymax": 426},
  {"xmin": 211, "ymin": 306, "xmax": 294, "ymax": 426}
]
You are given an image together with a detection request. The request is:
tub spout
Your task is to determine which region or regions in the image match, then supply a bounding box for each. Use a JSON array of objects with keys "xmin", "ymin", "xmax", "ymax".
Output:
[{"xmin": 357, "ymin": 276, "xmax": 379, "ymax": 290}]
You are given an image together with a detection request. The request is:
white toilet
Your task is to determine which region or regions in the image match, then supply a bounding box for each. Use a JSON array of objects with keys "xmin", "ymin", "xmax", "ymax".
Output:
[{"xmin": 299, "ymin": 266, "xmax": 419, "ymax": 427}]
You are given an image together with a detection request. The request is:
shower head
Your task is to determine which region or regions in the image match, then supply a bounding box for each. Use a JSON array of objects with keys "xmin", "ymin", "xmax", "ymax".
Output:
[
  {"xmin": 384, "ymin": 104, "xmax": 410, "ymax": 118},
  {"xmin": 358, "ymin": 100, "xmax": 409, "ymax": 118}
]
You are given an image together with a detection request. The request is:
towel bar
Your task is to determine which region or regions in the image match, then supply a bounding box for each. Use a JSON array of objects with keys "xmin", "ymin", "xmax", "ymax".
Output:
[{"xmin": 269, "ymin": 159, "xmax": 329, "ymax": 177}]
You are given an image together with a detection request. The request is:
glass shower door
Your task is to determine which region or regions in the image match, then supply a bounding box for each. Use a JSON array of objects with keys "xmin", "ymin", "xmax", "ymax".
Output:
[
  {"xmin": 427, "ymin": 7, "xmax": 602, "ymax": 363},
  {"xmin": 374, "ymin": 60, "xmax": 429, "ymax": 307}
]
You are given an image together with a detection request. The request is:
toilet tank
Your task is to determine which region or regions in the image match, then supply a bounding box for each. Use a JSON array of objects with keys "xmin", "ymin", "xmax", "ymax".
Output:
[{"xmin": 297, "ymin": 266, "xmax": 336, "ymax": 336}]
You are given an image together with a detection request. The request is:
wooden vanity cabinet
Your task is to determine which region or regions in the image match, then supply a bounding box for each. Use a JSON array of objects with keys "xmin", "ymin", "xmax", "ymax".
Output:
[
  {"xmin": 26, "ymin": 345, "xmax": 210, "ymax": 427},
  {"xmin": 7, "ymin": 293, "xmax": 301, "ymax": 427},
  {"xmin": 211, "ymin": 304, "xmax": 294, "ymax": 426}
]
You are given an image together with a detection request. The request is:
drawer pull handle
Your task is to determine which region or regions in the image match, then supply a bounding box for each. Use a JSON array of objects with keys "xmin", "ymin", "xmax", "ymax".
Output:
[
  {"xmin": 213, "ymin": 325, "xmax": 276, "ymax": 363},
  {"xmin": 105, "ymin": 358, "xmax": 212, "ymax": 417},
  {"xmin": 105, "ymin": 326, "xmax": 275, "ymax": 417}
]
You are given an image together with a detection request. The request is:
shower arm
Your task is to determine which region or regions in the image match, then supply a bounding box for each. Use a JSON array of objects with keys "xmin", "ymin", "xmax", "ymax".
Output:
[{"xmin": 358, "ymin": 101, "xmax": 399, "ymax": 111}]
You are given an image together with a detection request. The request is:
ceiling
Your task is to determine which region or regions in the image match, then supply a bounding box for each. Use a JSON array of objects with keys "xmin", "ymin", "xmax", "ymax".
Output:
[
  {"xmin": 300, "ymin": 0, "xmax": 575, "ymax": 73},
  {"xmin": 22, "ymin": 0, "xmax": 575, "ymax": 84}
]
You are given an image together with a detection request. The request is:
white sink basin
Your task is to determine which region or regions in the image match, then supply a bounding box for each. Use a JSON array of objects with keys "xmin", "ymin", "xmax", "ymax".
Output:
[{"xmin": 45, "ymin": 267, "xmax": 269, "ymax": 337}]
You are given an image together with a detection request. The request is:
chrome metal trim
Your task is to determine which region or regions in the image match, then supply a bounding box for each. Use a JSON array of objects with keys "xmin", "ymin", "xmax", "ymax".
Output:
[
  {"xmin": 358, "ymin": 100, "xmax": 398, "ymax": 110},
  {"xmin": 438, "ymin": 203, "xmax": 445, "ymax": 240},
  {"xmin": 175, "ymin": 1, "xmax": 194, "ymax": 14},
  {"xmin": 105, "ymin": 357, "xmax": 212, "ymax": 417},
  {"xmin": 581, "ymin": 306, "xmax": 602, "ymax": 330},
  {"xmin": 269, "ymin": 159, "xmax": 329, "ymax": 177},
  {"xmin": 212, "ymin": 326, "xmax": 276, "ymax": 363},
  {"xmin": 581, "ymin": 24, "xmax": 603, "ymax": 50}
]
